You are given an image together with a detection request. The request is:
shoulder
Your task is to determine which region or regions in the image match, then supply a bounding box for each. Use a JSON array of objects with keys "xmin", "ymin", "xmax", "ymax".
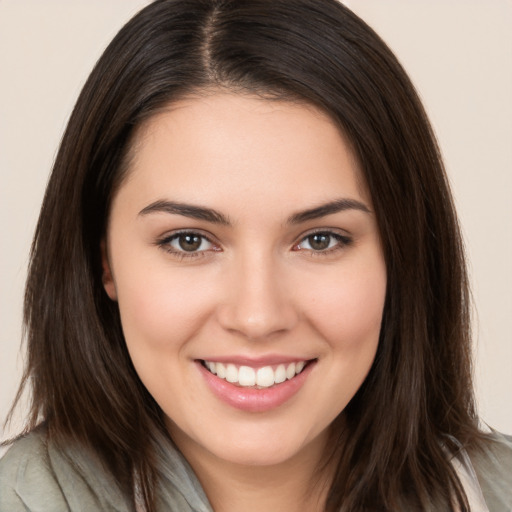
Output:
[
  {"xmin": 0, "ymin": 429, "xmax": 70, "ymax": 511},
  {"xmin": 469, "ymin": 431, "xmax": 512, "ymax": 511},
  {"xmin": 0, "ymin": 429, "xmax": 133, "ymax": 512}
]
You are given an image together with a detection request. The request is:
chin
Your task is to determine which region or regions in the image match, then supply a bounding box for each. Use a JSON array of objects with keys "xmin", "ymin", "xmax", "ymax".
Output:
[
  {"xmin": 214, "ymin": 441, "xmax": 302, "ymax": 467},
  {"xmin": 184, "ymin": 417, "xmax": 330, "ymax": 469}
]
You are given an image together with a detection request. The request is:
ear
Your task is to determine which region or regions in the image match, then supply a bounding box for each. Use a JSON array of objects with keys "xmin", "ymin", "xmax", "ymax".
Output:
[{"xmin": 100, "ymin": 239, "xmax": 117, "ymax": 301}]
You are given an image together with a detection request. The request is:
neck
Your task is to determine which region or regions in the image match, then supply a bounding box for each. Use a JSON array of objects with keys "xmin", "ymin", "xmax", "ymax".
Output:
[{"xmin": 172, "ymin": 428, "xmax": 333, "ymax": 512}]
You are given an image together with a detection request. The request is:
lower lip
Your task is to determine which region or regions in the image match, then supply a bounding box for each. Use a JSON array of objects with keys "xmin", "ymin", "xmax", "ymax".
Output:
[{"xmin": 196, "ymin": 360, "xmax": 316, "ymax": 413}]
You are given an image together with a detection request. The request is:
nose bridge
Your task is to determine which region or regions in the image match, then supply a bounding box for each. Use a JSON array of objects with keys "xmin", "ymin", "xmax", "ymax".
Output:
[{"xmin": 217, "ymin": 246, "xmax": 297, "ymax": 339}]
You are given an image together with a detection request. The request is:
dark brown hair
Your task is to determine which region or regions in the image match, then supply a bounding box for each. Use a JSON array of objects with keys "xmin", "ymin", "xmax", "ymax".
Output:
[{"xmin": 8, "ymin": 0, "xmax": 482, "ymax": 510}]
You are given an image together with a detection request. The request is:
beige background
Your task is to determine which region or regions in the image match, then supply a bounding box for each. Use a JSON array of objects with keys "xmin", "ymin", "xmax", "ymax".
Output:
[{"xmin": 1, "ymin": 0, "xmax": 511, "ymax": 448}]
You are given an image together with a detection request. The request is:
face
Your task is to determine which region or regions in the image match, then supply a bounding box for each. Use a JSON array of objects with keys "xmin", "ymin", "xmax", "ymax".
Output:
[{"xmin": 103, "ymin": 93, "xmax": 386, "ymax": 469}]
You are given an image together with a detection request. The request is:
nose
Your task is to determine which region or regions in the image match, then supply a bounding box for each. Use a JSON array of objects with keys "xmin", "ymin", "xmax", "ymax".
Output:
[{"xmin": 216, "ymin": 251, "xmax": 298, "ymax": 340}]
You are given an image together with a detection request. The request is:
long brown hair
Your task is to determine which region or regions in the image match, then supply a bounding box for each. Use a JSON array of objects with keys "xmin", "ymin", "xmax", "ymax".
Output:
[{"xmin": 8, "ymin": 0, "xmax": 482, "ymax": 509}]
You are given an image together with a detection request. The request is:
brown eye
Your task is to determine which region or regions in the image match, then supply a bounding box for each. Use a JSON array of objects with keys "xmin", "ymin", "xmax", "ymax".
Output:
[
  {"xmin": 178, "ymin": 233, "xmax": 202, "ymax": 252},
  {"xmin": 161, "ymin": 232, "xmax": 214, "ymax": 254},
  {"xmin": 308, "ymin": 233, "xmax": 331, "ymax": 251},
  {"xmin": 295, "ymin": 231, "xmax": 351, "ymax": 253}
]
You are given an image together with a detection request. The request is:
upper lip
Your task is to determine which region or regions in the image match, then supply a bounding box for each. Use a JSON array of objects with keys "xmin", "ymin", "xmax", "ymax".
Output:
[{"xmin": 197, "ymin": 355, "xmax": 316, "ymax": 367}]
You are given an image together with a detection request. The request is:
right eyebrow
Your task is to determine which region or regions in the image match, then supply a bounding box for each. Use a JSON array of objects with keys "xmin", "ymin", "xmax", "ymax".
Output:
[
  {"xmin": 287, "ymin": 198, "xmax": 371, "ymax": 224},
  {"xmin": 138, "ymin": 200, "xmax": 232, "ymax": 226}
]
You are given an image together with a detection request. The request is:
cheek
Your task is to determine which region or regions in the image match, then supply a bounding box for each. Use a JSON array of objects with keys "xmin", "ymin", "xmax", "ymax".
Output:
[
  {"xmin": 304, "ymin": 260, "xmax": 386, "ymax": 414},
  {"xmin": 304, "ymin": 259, "xmax": 387, "ymax": 350},
  {"xmin": 115, "ymin": 266, "xmax": 216, "ymax": 357}
]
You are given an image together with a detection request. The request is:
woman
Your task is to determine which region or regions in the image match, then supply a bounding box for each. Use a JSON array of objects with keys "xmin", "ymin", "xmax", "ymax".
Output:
[{"xmin": 1, "ymin": 0, "xmax": 510, "ymax": 510}]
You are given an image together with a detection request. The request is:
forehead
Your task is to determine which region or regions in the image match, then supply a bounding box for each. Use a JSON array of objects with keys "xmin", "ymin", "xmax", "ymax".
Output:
[{"xmin": 117, "ymin": 93, "xmax": 370, "ymax": 214}]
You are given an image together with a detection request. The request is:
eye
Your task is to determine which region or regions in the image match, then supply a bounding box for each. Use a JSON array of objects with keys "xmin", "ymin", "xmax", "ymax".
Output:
[
  {"xmin": 295, "ymin": 231, "xmax": 351, "ymax": 253},
  {"xmin": 158, "ymin": 231, "xmax": 217, "ymax": 255}
]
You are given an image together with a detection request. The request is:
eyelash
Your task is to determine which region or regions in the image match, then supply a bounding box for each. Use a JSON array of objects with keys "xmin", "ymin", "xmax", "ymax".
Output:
[
  {"xmin": 156, "ymin": 230, "xmax": 219, "ymax": 260},
  {"xmin": 156, "ymin": 229, "xmax": 352, "ymax": 260},
  {"xmin": 293, "ymin": 230, "xmax": 352, "ymax": 256}
]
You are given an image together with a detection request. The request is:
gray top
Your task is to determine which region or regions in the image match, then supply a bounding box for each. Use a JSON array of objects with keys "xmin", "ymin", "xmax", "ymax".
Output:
[
  {"xmin": 0, "ymin": 428, "xmax": 511, "ymax": 511},
  {"xmin": 0, "ymin": 428, "xmax": 212, "ymax": 512}
]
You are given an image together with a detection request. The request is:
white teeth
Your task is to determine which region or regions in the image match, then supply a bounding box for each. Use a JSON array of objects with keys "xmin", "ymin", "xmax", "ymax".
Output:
[
  {"xmin": 203, "ymin": 360, "xmax": 309, "ymax": 388},
  {"xmin": 216, "ymin": 362, "xmax": 226, "ymax": 379},
  {"xmin": 225, "ymin": 364, "xmax": 238, "ymax": 383},
  {"xmin": 274, "ymin": 364, "xmax": 287, "ymax": 384},
  {"xmin": 256, "ymin": 366, "xmax": 275, "ymax": 387},
  {"xmin": 295, "ymin": 361, "xmax": 305, "ymax": 374},
  {"xmin": 238, "ymin": 366, "xmax": 256, "ymax": 386}
]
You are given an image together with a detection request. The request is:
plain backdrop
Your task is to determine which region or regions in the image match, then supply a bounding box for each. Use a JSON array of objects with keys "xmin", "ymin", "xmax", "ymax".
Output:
[{"xmin": 1, "ymin": 1, "xmax": 511, "ymax": 449}]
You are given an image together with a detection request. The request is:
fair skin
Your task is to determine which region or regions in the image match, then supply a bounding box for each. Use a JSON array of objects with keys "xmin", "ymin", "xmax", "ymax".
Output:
[{"xmin": 103, "ymin": 93, "xmax": 387, "ymax": 512}]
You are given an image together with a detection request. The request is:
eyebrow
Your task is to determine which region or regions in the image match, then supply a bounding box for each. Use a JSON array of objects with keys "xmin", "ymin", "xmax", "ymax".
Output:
[
  {"xmin": 138, "ymin": 197, "xmax": 371, "ymax": 225},
  {"xmin": 287, "ymin": 198, "xmax": 371, "ymax": 224},
  {"xmin": 139, "ymin": 200, "xmax": 231, "ymax": 225}
]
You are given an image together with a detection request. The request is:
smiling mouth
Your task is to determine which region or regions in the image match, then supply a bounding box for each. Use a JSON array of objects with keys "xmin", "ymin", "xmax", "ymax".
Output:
[{"xmin": 200, "ymin": 359, "xmax": 315, "ymax": 389}]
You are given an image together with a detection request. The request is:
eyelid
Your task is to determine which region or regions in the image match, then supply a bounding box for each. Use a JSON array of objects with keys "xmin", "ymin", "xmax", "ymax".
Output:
[
  {"xmin": 156, "ymin": 229, "xmax": 221, "ymax": 257},
  {"xmin": 293, "ymin": 228, "xmax": 353, "ymax": 253}
]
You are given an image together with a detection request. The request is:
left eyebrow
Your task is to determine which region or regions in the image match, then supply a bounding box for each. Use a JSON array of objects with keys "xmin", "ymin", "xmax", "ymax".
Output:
[
  {"xmin": 138, "ymin": 200, "xmax": 231, "ymax": 225},
  {"xmin": 287, "ymin": 198, "xmax": 371, "ymax": 224}
]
